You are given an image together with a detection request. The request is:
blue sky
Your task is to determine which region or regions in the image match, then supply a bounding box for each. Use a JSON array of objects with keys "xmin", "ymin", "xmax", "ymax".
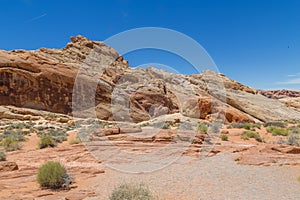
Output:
[{"xmin": 0, "ymin": 0, "xmax": 300, "ymax": 90}]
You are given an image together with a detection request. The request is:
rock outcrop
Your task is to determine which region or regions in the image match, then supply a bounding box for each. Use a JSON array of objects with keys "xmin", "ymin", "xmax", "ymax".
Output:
[
  {"xmin": 259, "ymin": 90, "xmax": 300, "ymax": 99},
  {"xmin": 1, "ymin": 35, "xmax": 300, "ymax": 123}
]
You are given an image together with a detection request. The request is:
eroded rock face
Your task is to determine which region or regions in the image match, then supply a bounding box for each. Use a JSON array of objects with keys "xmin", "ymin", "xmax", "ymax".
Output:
[
  {"xmin": 1, "ymin": 35, "xmax": 300, "ymax": 123},
  {"xmin": 259, "ymin": 90, "xmax": 300, "ymax": 99}
]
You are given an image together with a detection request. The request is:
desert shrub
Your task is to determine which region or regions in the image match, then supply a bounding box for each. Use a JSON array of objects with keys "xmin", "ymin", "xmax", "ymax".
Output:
[
  {"xmin": 38, "ymin": 129, "xmax": 68, "ymax": 143},
  {"xmin": 109, "ymin": 183, "xmax": 153, "ymax": 200},
  {"xmin": 37, "ymin": 161, "xmax": 71, "ymax": 189},
  {"xmin": 287, "ymin": 126, "xmax": 300, "ymax": 134},
  {"xmin": 241, "ymin": 131, "xmax": 262, "ymax": 142},
  {"xmin": 0, "ymin": 150, "xmax": 6, "ymax": 161},
  {"xmin": 220, "ymin": 134, "xmax": 228, "ymax": 141},
  {"xmin": 252, "ymin": 123, "xmax": 262, "ymax": 129},
  {"xmin": 2, "ymin": 135, "xmax": 22, "ymax": 151},
  {"xmin": 197, "ymin": 123, "xmax": 208, "ymax": 133},
  {"xmin": 243, "ymin": 123, "xmax": 251, "ymax": 130},
  {"xmin": 264, "ymin": 121, "xmax": 286, "ymax": 128},
  {"xmin": 1, "ymin": 130, "xmax": 26, "ymax": 141},
  {"xmin": 38, "ymin": 135, "xmax": 56, "ymax": 149},
  {"xmin": 11, "ymin": 123, "xmax": 25, "ymax": 129},
  {"xmin": 266, "ymin": 126, "xmax": 289, "ymax": 136},
  {"xmin": 232, "ymin": 122, "xmax": 245, "ymax": 129},
  {"xmin": 286, "ymin": 134, "xmax": 300, "ymax": 146}
]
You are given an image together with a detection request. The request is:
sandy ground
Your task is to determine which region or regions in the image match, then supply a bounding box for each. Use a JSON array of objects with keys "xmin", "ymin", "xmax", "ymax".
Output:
[{"xmin": 0, "ymin": 128, "xmax": 300, "ymax": 200}]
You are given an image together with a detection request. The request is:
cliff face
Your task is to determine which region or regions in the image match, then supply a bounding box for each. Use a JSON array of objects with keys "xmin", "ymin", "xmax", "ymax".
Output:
[{"xmin": 1, "ymin": 35, "xmax": 300, "ymax": 123}]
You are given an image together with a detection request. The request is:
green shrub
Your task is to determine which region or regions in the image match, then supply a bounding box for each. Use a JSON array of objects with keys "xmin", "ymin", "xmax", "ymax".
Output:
[
  {"xmin": 197, "ymin": 123, "xmax": 208, "ymax": 133},
  {"xmin": 1, "ymin": 130, "xmax": 26, "ymax": 142},
  {"xmin": 266, "ymin": 126, "xmax": 289, "ymax": 136},
  {"xmin": 2, "ymin": 135, "xmax": 22, "ymax": 151},
  {"xmin": 37, "ymin": 161, "xmax": 71, "ymax": 189},
  {"xmin": 252, "ymin": 123, "xmax": 262, "ymax": 129},
  {"xmin": 241, "ymin": 131, "xmax": 262, "ymax": 142},
  {"xmin": 0, "ymin": 151, "xmax": 6, "ymax": 161},
  {"xmin": 220, "ymin": 134, "xmax": 228, "ymax": 141},
  {"xmin": 38, "ymin": 135, "xmax": 56, "ymax": 149},
  {"xmin": 243, "ymin": 123, "xmax": 251, "ymax": 130},
  {"xmin": 37, "ymin": 129, "xmax": 68, "ymax": 143},
  {"xmin": 109, "ymin": 183, "xmax": 153, "ymax": 200}
]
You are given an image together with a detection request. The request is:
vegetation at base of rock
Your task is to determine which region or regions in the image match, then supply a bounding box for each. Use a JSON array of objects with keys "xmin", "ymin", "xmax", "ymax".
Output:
[
  {"xmin": 220, "ymin": 134, "xmax": 228, "ymax": 141},
  {"xmin": 1, "ymin": 135, "xmax": 22, "ymax": 151},
  {"xmin": 287, "ymin": 126, "xmax": 300, "ymax": 134},
  {"xmin": 263, "ymin": 121, "xmax": 286, "ymax": 128},
  {"xmin": 266, "ymin": 126, "xmax": 289, "ymax": 136},
  {"xmin": 38, "ymin": 135, "xmax": 56, "ymax": 149},
  {"xmin": 37, "ymin": 161, "xmax": 71, "ymax": 189},
  {"xmin": 0, "ymin": 130, "xmax": 26, "ymax": 141},
  {"xmin": 0, "ymin": 150, "xmax": 6, "ymax": 161},
  {"xmin": 231, "ymin": 122, "xmax": 261, "ymax": 130},
  {"xmin": 109, "ymin": 183, "xmax": 154, "ymax": 200},
  {"xmin": 37, "ymin": 129, "xmax": 68, "ymax": 143},
  {"xmin": 197, "ymin": 123, "xmax": 208, "ymax": 133},
  {"xmin": 241, "ymin": 131, "xmax": 262, "ymax": 142}
]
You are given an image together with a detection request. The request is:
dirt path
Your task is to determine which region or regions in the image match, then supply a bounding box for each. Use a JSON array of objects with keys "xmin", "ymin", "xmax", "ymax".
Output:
[{"xmin": 87, "ymin": 154, "xmax": 300, "ymax": 200}]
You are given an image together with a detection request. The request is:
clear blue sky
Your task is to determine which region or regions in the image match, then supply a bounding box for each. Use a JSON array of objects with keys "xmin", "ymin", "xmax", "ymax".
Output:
[{"xmin": 1, "ymin": 0, "xmax": 300, "ymax": 90}]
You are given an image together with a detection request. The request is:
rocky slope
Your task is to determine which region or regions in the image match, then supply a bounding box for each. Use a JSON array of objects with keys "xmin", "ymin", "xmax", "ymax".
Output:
[
  {"xmin": 259, "ymin": 89, "xmax": 300, "ymax": 99},
  {"xmin": 1, "ymin": 35, "xmax": 300, "ymax": 123},
  {"xmin": 259, "ymin": 90, "xmax": 300, "ymax": 110}
]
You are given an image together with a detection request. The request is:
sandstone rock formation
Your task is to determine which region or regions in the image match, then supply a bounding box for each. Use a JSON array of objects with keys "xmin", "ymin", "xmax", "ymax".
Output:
[
  {"xmin": 259, "ymin": 89, "xmax": 300, "ymax": 99},
  {"xmin": 1, "ymin": 35, "xmax": 300, "ymax": 123}
]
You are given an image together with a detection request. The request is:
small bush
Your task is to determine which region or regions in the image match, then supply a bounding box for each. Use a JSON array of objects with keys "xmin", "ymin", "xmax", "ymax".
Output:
[
  {"xmin": 2, "ymin": 135, "xmax": 22, "ymax": 151},
  {"xmin": 252, "ymin": 123, "xmax": 262, "ymax": 129},
  {"xmin": 241, "ymin": 131, "xmax": 262, "ymax": 142},
  {"xmin": 37, "ymin": 129, "xmax": 68, "ymax": 143},
  {"xmin": 220, "ymin": 134, "xmax": 228, "ymax": 141},
  {"xmin": 37, "ymin": 161, "xmax": 71, "ymax": 189},
  {"xmin": 197, "ymin": 123, "xmax": 208, "ymax": 133},
  {"xmin": 243, "ymin": 123, "xmax": 251, "ymax": 130},
  {"xmin": 266, "ymin": 126, "xmax": 289, "ymax": 136},
  {"xmin": 0, "ymin": 151, "xmax": 6, "ymax": 161},
  {"xmin": 109, "ymin": 183, "xmax": 153, "ymax": 200},
  {"xmin": 38, "ymin": 135, "xmax": 56, "ymax": 149}
]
